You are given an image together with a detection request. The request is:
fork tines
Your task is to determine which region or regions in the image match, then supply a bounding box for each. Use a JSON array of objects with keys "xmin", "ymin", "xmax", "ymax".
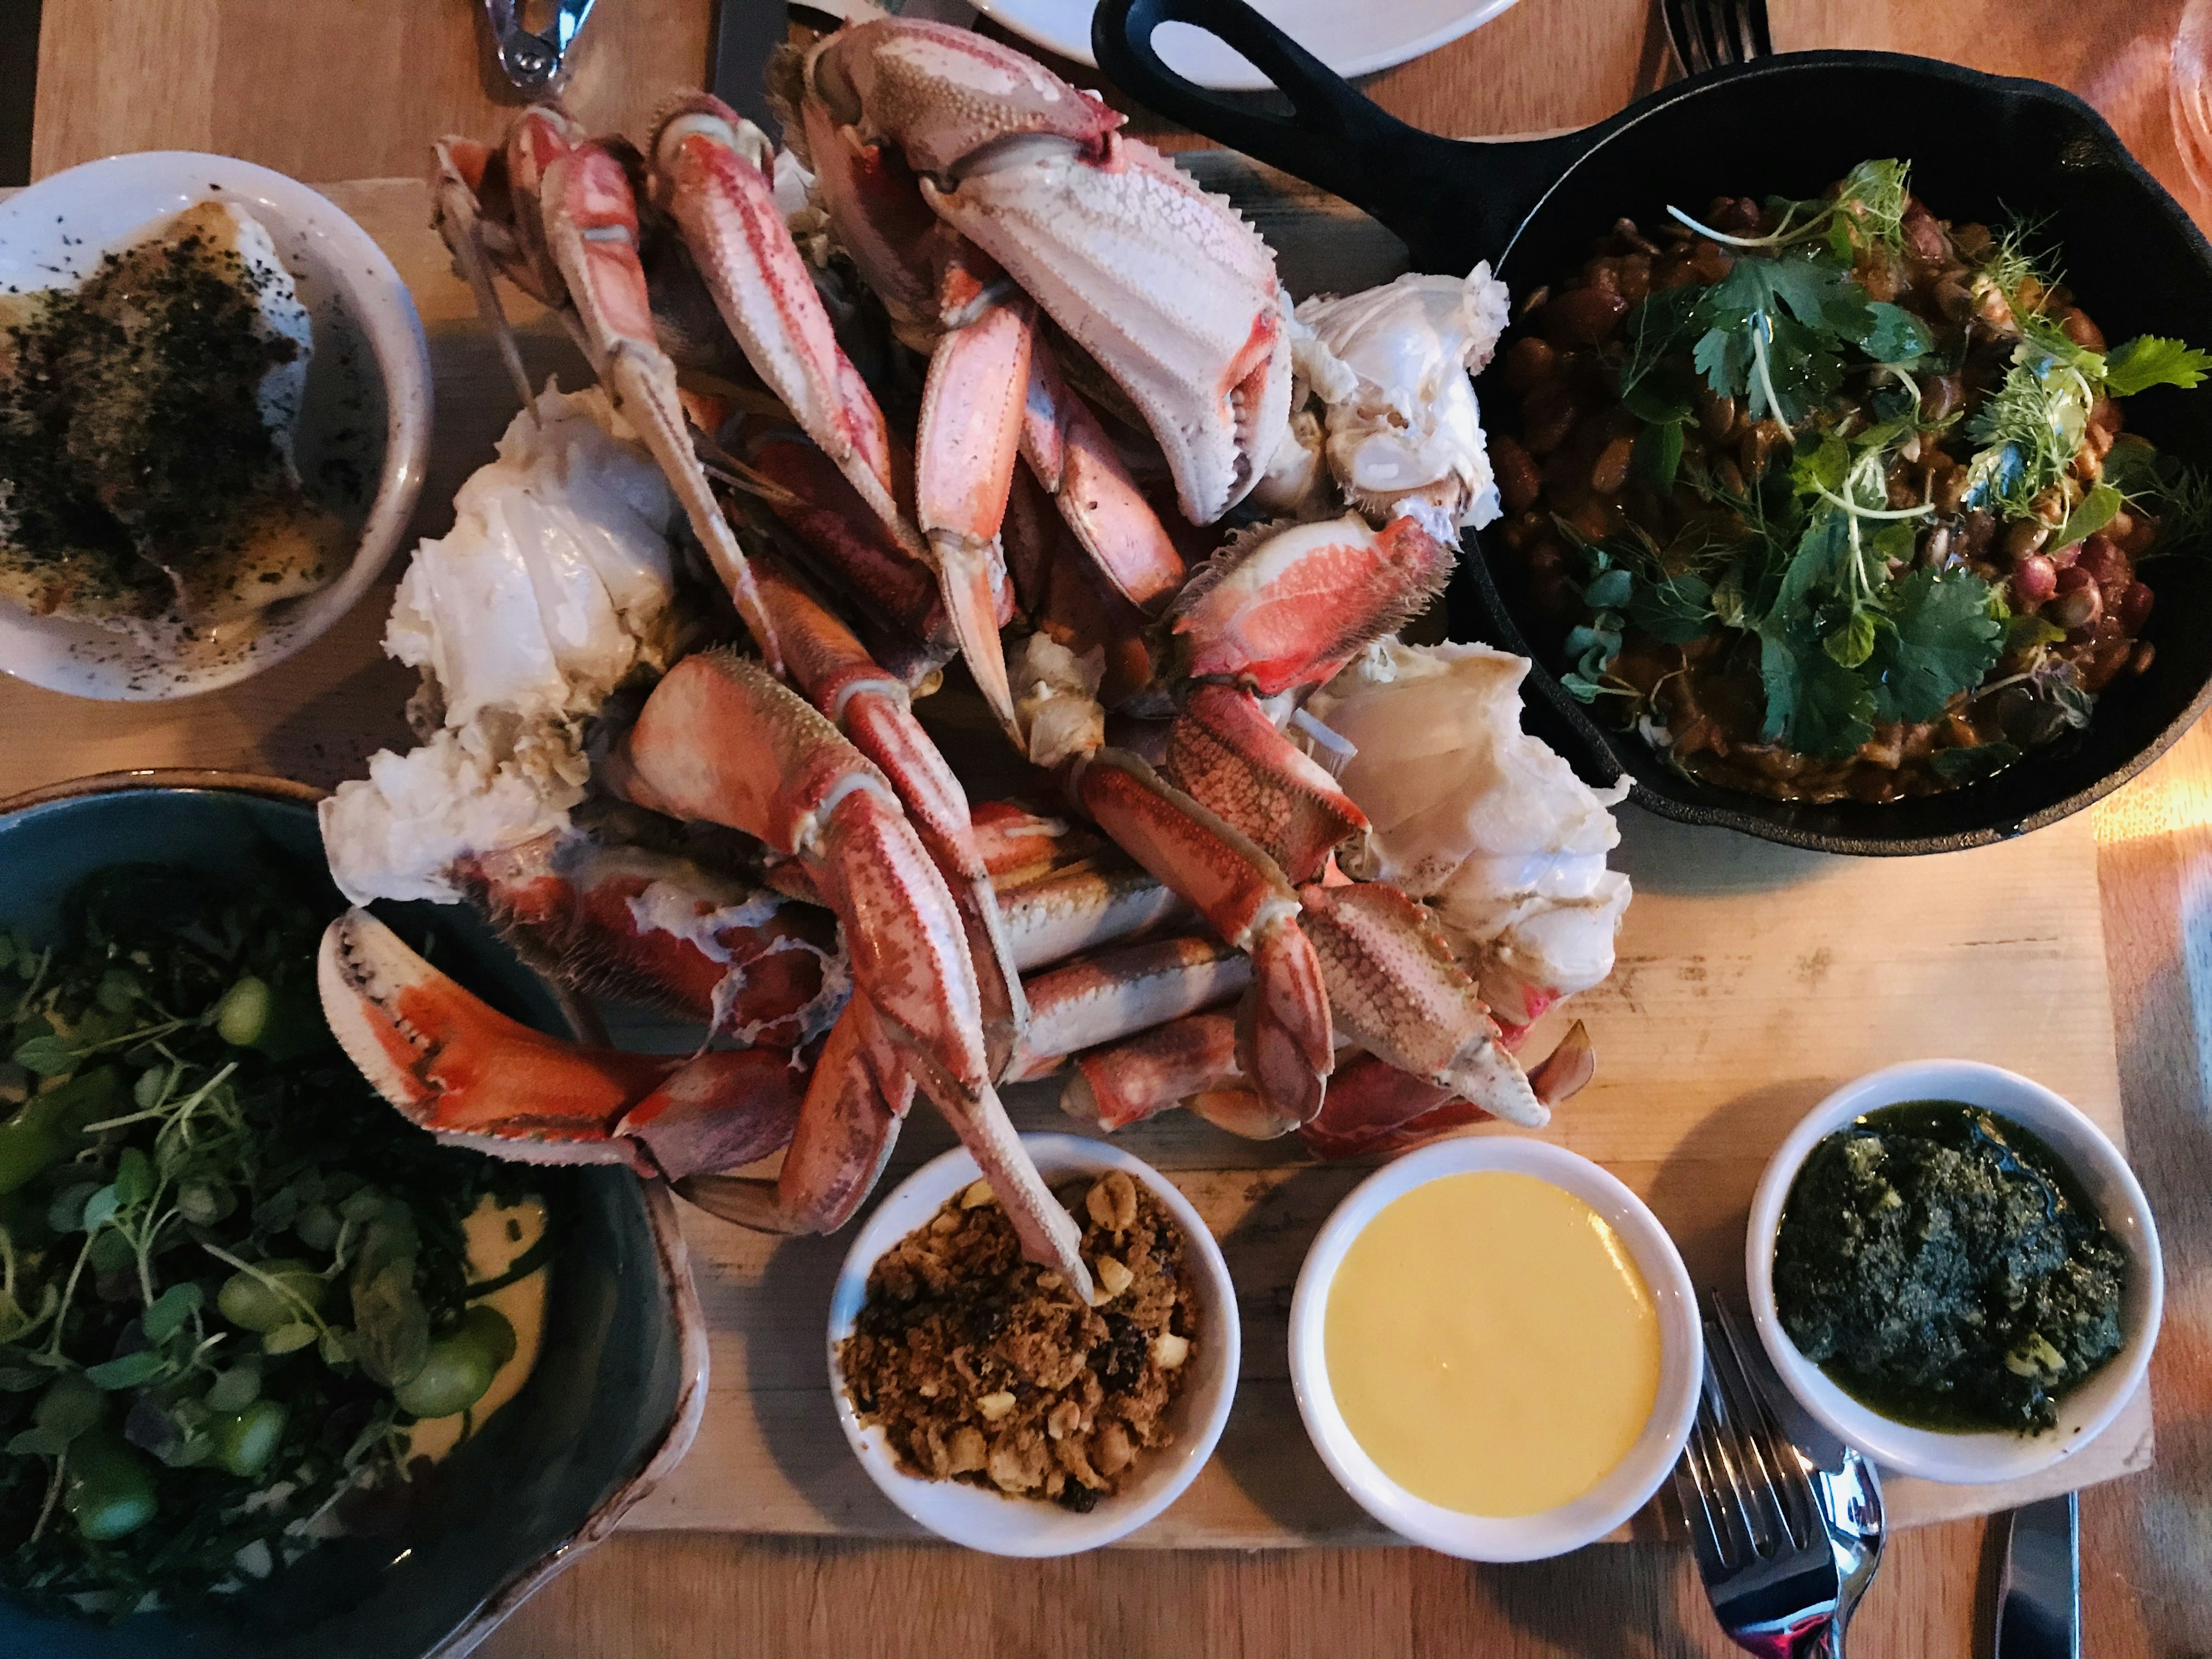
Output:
[
  {"xmin": 1673, "ymin": 1294, "xmax": 1839, "ymax": 1643},
  {"xmin": 1663, "ymin": 0, "xmax": 1774, "ymax": 75}
]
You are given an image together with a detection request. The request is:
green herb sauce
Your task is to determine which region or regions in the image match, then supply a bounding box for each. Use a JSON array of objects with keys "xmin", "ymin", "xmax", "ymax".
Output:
[{"xmin": 1773, "ymin": 1100, "xmax": 2127, "ymax": 1434}]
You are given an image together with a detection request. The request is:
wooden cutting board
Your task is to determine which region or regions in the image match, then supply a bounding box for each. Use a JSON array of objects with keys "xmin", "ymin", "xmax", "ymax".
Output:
[{"xmin": 0, "ymin": 169, "xmax": 2149, "ymax": 1546}]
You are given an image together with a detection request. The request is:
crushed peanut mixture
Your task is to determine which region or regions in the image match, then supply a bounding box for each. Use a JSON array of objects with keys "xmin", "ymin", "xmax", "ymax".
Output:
[{"xmin": 839, "ymin": 1170, "xmax": 1199, "ymax": 1510}]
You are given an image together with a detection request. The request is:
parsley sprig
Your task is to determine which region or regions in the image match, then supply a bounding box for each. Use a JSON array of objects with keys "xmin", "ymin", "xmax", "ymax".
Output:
[{"xmin": 1552, "ymin": 159, "xmax": 2212, "ymax": 768}]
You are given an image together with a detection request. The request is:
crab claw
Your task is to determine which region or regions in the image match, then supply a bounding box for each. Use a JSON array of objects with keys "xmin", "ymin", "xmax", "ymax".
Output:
[
  {"xmin": 676, "ymin": 996, "xmax": 912, "ymax": 1236},
  {"xmin": 753, "ymin": 557, "xmax": 1030, "ymax": 1075},
  {"xmin": 1173, "ymin": 514, "xmax": 1452, "ymax": 694},
  {"xmin": 615, "ymin": 649, "xmax": 1090, "ymax": 1295},
  {"xmin": 1294, "ymin": 881, "xmax": 1543, "ymax": 1127},
  {"xmin": 317, "ymin": 909, "xmax": 805, "ymax": 1179}
]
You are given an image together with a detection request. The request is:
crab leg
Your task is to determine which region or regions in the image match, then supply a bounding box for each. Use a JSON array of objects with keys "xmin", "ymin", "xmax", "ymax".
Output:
[
  {"xmin": 1297, "ymin": 1053, "xmax": 1466, "ymax": 1160},
  {"xmin": 459, "ymin": 835, "xmax": 844, "ymax": 1044},
  {"xmin": 913, "ymin": 276, "xmax": 1033, "ymax": 748},
  {"xmin": 1070, "ymin": 749, "xmax": 1333, "ymax": 1125},
  {"xmin": 650, "ymin": 96, "xmax": 918, "ymax": 559},
  {"xmin": 317, "ymin": 910, "xmax": 806, "ymax": 1180},
  {"xmin": 753, "ymin": 555, "xmax": 1029, "ymax": 1071},
  {"xmin": 744, "ymin": 427, "xmax": 949, "ymax": 649},
  {"xmin": 431, "ymin": 137, "xmax": 533, "ymax": 408},
  {"xmin": 1060, "ymin": 1009, "xmax": 1242, "ymax": 1132},
  {"xmin": 1008, "ymin": 935, "xmax": 1247, "ymax": 1082},
  {"xmin": 614, "ymin": 649, "xmax": 1089, "ymax": 1294},
  {"xmin": 1160, "ymin": 683, "xmax": 1366, "ymax": 885},
  {"xmin": 538, "ymin": 141, "xmax": 783, "ymax": 673},
  {"xmin": 1000, "ymin": 862, "xmax": 1188, "ymax": 971},
  {"xmin": 1020, "ymin": 338, "xmax": 1184, "ymax": 612}
]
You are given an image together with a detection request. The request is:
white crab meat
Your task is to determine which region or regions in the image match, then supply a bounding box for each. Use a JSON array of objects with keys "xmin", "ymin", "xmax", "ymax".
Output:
[
  {"xmin": 1259, "ymin": 264, "xmax": 1512, "ymax": 543},
  {"xmin": 386, "ymin": 382, "xmax": 680, "ymax": 724},
  {"xmin": 323, "ymin": 383, "xmax": 681, "ymax": 905},
  {"xmin": 1301, "ymin": 639, "xmax": 1631, "ymax": 1026}
]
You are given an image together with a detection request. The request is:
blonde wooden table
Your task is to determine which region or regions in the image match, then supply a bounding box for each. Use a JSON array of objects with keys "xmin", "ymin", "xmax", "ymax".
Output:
[{"xmin": 20, "ymin": 0, "xmax": 2212, "ymax": 1653}]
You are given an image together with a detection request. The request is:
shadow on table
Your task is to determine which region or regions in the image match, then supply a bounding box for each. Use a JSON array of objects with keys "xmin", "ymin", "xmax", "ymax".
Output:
[{"xmin": 1610, "ymin": 804, "xmax": 1838, "ymax": 899}]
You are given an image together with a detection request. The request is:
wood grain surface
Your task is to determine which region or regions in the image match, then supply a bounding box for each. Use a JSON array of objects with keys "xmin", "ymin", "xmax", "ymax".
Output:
[{"xmin": 15, "ymin": 0, "xmax": 2212, "ymax": 1653}]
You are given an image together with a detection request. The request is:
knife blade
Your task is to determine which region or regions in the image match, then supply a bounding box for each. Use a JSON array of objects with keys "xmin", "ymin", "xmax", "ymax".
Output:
[{"xmin": 1993, "ymin": 1494, "xmax": 2079, "ymax": 1659}]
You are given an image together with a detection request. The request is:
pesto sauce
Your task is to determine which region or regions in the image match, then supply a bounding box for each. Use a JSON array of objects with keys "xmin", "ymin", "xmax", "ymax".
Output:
[{"xmin": 1773, "ymin": 1101, "xmax": 2127, "ymax": 1434}]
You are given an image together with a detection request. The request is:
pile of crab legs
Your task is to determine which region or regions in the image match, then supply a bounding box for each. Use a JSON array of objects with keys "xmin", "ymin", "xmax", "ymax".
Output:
[{"xmin": 317, "ymin": 14, "xmax": 1598, "ymax": 1298}]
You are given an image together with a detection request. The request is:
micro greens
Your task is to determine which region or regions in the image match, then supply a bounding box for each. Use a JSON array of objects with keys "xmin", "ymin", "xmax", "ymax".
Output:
[{"xmin": 0, "ymin": 864, "xmax": 536, "ymax": 1621}]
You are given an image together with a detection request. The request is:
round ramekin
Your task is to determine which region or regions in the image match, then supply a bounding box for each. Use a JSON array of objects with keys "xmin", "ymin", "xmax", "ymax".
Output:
[
  {"xmin": 0, "ymin": 151, "xmax": 431, "ymax": 700},
  {"xmin": 1747, "ymin": 1059, "xmax": 2163, "ymax": 1485},
  {"xmin": 827, "ymin": 1133, "xmax": 1238, "ymax": 1555},
  {"xmin": 1289, "ymin": 1136, "xmax": 1700, "ymax": 1560}
]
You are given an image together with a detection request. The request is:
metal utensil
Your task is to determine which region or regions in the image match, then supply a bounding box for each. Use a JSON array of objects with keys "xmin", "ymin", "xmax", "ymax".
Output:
[
  {"xmin": 1705, "ymin": 1299, "xmax": 1887, "ymax": 1653},
  {"xmin": 1994, "ymin": 1494, "xmax": 2081, "ymax": 1659},
  {"xmin": 483, "ymin": 0, "xmax": 599, "ymax": 94},
  {"xmin": 1809, "ymin": 1440, "xmax": 1884, "ymax": 1654},
  {"xmin": 1675, "ymin": 1292, "xmax": 1841, "ymax": 1658},
  {"xmin": 1662, "ymin": 0, "xmax": 1772, "ymax": 74}
]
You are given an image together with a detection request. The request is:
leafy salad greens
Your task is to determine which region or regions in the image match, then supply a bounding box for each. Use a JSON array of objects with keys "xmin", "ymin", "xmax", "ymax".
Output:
[{"xmin": 0, "ymin": 863, "xmax": 539, "ymax": 1621}]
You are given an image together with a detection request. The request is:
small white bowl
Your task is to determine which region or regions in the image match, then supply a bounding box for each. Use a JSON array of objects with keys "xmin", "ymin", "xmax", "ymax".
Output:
[
  {"xmin": 1747, "ymin": 1060, "xmax": 2164, "ymax": 1486},
  {"xmin": 0, "ymin": 151, "xmax": 431, "ymax": 700},
  {"xmin": 1288, "ymin": 1137, "xmax": 1701, "ymax": 1561},
  {"xmin": 826, "ymin": 1133, "xmax": 1238, "ymax": 1555}
]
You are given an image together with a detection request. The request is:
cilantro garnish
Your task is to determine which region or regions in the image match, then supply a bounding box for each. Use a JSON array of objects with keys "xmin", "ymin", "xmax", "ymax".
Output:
[{"xmin": 1543, "ymin": 158, "xmax": 2211, "ymax": 770}]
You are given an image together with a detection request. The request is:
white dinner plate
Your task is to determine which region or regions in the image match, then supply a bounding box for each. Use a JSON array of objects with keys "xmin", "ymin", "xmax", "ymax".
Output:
[{"xmin": 970, "ymin": 0, "xmax": 1523, "ymax": 92}]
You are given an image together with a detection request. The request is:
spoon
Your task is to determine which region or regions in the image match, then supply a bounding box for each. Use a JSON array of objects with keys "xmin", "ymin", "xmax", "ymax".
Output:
[{"xmin": 1808, "ymin": 1441, "xmax": 1885, "ymax": 1654}]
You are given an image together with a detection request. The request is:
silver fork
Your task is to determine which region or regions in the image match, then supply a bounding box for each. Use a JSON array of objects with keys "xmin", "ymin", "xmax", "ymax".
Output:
[
  {"xmin": 1662, "ymin": 0, "xmax": 1774, "ymax": 74},
  {"xmin": 1675, "ymin": 1293, "xmax": 1841, "ymax": 1658}
]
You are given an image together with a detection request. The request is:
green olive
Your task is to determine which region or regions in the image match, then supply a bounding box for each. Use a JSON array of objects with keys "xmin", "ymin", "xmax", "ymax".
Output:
[
  {"xmin": 213, "ymin": 976, "xmax": 272, "ymax": 1047},
  {"xmin": 210, "ymin": 1398, "xmax": 289, "ymax": 1479},
  {"xmin": 63, "ymin": 1431, "xmax": 157, "ymax": 1541},
  {"xmin": 216, "ymin": 1259, "xmax": 327, "ymax": 1334},
  {"xmin": 454, "ymin": 1304, "xmax": 517, "ymax": 1372},
  {"xmin": 391, "ymin": 1334, "xmax": 496, "ymax": 1419}
]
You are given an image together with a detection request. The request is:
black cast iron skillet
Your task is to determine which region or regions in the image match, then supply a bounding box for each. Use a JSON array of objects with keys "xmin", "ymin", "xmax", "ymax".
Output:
[{"xmin": 1095, "ymin": 0, "xmax": 2212, "ymax": 855}]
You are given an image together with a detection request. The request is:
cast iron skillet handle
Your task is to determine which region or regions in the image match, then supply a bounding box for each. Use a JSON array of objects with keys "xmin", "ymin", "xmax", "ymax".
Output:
[{"xmin": 1093, "ymin": 0, "xmax": 1577, "ymax": 261}]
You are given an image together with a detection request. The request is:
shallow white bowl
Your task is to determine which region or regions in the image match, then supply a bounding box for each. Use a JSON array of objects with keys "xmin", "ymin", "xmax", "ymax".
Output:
[
  {"xmin": 1288, "ymin": 1137, "xmax": 1700, "ymax": 1562},
  {"xmin": 971, "ymin": 0, "xmax": 1522, "ymax": 93},
  {"xmin": 0, "ymin": 151, "xmax": 431, "ymax": 700},
  {"xmin": 1747, "ymin": 1060, "xmax": 2164, "ymax": 1486},
  {"xmin": 827, "ymin": 1133, "xmax": 1239, "ymax": 1555}
]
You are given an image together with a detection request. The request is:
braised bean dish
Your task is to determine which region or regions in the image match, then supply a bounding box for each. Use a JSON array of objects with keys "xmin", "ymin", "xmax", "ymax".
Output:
[{"xmin": 1491, "ymin": 160, "xmax": 2212, "ymax": 804}]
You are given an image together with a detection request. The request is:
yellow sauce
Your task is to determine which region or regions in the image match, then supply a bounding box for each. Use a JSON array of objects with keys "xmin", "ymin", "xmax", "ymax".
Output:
[
  {"xmin": 407, "ymin": 1195, "xmax": 550, "ymax": 1464},
  {"xmin": 1323, "ymin": 1171, "xmax": 1661, "ymax": 1517}
]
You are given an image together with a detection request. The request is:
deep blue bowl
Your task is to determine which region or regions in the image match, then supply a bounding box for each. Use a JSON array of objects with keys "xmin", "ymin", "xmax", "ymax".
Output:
[{"xmin": 0, "ymin": 772, "xmax": 706, "ymax": 1659}]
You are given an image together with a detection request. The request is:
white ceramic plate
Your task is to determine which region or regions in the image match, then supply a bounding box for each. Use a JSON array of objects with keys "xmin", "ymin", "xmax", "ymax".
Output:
[
  {"xmin": 1288, "ymin": 1137, "xmax": 1701, "ymax": 1562},
  {"xmin": 1747, "ymin": 1060, "xmax": 2164, "ymax": 1486},
  {"xmin": 827, "ymin": 1134, "xmax": 1239, "ymax": 1555},
  {"xmin": 971, "ymin": 0, "xmax": 1523, "ymax": 93},
  {"xmin": 0, "ymin": 151, "xmax": 431, "ymax": 700}
]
